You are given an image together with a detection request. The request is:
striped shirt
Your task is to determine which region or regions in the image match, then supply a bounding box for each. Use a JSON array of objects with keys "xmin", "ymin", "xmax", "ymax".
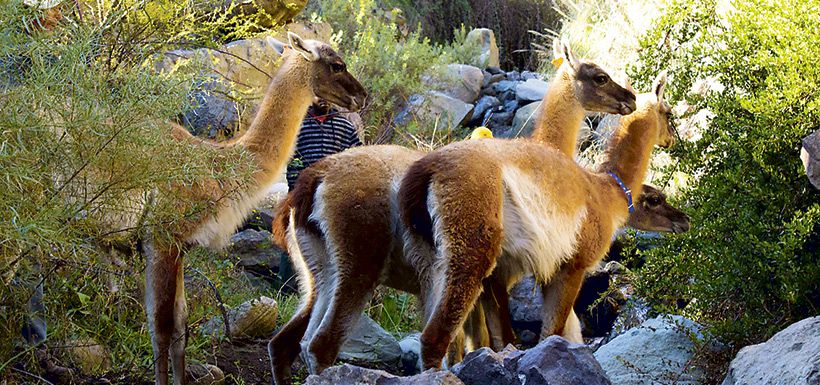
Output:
[{"xmin": 286, "ymin": 107, "xmax": 361, "ymax": 189}]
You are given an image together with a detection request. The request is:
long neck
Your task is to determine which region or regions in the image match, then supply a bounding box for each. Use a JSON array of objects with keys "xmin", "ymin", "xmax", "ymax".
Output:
[
  {"xmin": 237, "ymin": 54, "xmax": 314, "ymax": 173},
  {"xmin": 530, "ymin": 67, "xmax": 585, "ymax": 157},
  {"xmin": 599, "ymin": 105, "xmax": 658, "ymax": 194}
]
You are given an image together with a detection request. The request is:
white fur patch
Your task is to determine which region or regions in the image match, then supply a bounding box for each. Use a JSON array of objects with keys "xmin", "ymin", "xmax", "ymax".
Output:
[
  {"xmin": 497, "ymin": 166, "xmax": 587, "ymax": 282},
  {"xmin": 186, "ymin": 186, "xmax": 271, "ymax": 249}
]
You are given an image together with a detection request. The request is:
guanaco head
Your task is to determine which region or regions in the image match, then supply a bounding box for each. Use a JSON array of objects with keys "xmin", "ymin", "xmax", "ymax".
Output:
[
  {"xmin": 277, "ymin": 32, "xmax": 368, "ymax": 112},
  {"xmin": 648, "ymin": 70, "xmax": 676, "ymax": 148},
  {"xmin": 553, "ymin": 37, "xmax": 637, "ymax": 116},
  {"xmin": 627, "ymin": 185, "xmax": 690, "ymax": 234}
]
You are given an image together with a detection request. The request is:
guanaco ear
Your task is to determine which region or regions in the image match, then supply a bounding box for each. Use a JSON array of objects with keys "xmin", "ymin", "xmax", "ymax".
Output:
[
  {"xmin": 559, "ymin": 37, "xmax": 581, "ymax": 72},
  {"xmin": 288, "ymin": 32, "xmax": 320, "ymax": 62},
  {"xmin": 653, "ymin": 70, "xmax": 668, "ymax": 101},
  {"xmin": 270, "ymin": 37, "xmax": 287, "ymax": 55}
]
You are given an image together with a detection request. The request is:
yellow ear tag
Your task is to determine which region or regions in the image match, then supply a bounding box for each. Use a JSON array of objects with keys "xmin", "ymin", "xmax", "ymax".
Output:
[{"xmin": 551, "ymin": 57, "xmax": 564, "ymax": 68}]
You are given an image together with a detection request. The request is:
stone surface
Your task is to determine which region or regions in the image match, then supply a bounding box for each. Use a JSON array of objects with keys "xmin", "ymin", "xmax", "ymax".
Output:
[
  {"xmin": 506, "ymin": 101, "xmax": 542, "ymax": 138},
  {"xmin": 801, "ymin": 130, "xmax": 820, "ymax": 189},
  {"xmin": 515, "ymin": 78, "xmax": 549, "ymax": 103},
  {"xmin": 594, "ymin": 315, "xmax": 706, "ymax": 385},
  {"xmin": 399, "ymin": 333, "xmax": 421, "ymax": 375},
  {"xmin": 432, "ymin": 64, "xmax": 484, "ymax": 104},
  {"xmin": 306, "ymin": 364, "xmax": 463, "ymax": 385},
  {"xmin": 451, "ymin": 347, "xmax": 519, "ymax": 385},
  {"xmin": 227, "ymin": 229, "xmax": 283, "ymax": 276},
  {"xmin": 470, "ymin": 96, "xmax": 501, "ymax": 126},
  {"xmin": 202, "ymin": 296, "xmax": 278, "ymax": 338},
  {"xmin": 492, "ymin": 80, "xmax": 518, "ymax": 96},
  {"xmin": 396, "ymin": 92, "xmax": 474, "ymax": 129},
  {"xmin": 187, "ymin": 363, "xmax": 225, "ymax": 385},
  {"xmin": 515, "ymin": 336, "xmax": 611, "ymax": 385},
  {"xmin": 464, "ymin": 28, "xmax": 499, "ymax": 68},
  {"xmin": 722, "ymin": 316, "xmax": 820, "ymax": 385},
  {"xmin": 270, "ymin": 20, "xmax": 332, "ymax": 43},
  {"xmin": 62, "ymin": 338, "xmax": 111, "ymax": 375},
  {"xmin": 339, "ymin": 314, "xmax": 402, "ymax": 367}
]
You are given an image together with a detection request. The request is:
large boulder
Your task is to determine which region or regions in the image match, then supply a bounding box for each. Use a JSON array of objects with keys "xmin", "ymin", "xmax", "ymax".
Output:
[
  {"xmin": 594, "ymin": 315, "xmax": 707, "ymax": 385},
  {"xmin": 201, "ymin": 296, "xmax": 278, "ymax": 338},
  {"xmin": 426, "ymin": 64, "xmax": 484, "ymax": 104},
  {"xmin": 395, "ymin": 92, "xmax": 474, "ymax": 129},
  {"xmin": 464, "ymin": 28, "xmax": 500, "ymax": 68},
  {"xmin": 306, "ymin": 364, "xmax": 463, "ymax": 385},
  {"xmin": 515, "ymin": 78, "xmax": 549, "ymax": 103},
  {"xmin": 514, "ymin": 336, "xmax": 611, "ymax": 385},
  {"xmin": 451, "ymin": 347, "xmax": 521, "ymax": 385},
  {"xmin": 227, "ymin": 229, "xmax": 283, "ymax": 276},
  {"xmin": 722, "ymin": 316, "xmax": 820, "ymax": 385},
  {"xmin": 801, "ymin": 130, "xmax": 820, "ymax": 189},
  {"xmin": 339, "ymin": 314, "xmax": 403, "ymax": 367}
]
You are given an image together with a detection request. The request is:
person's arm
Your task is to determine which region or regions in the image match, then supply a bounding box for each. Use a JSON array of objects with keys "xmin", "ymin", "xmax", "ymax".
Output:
[{"xmin": 346, "ymin": 120, "xmax": 362, "ymax": 148}]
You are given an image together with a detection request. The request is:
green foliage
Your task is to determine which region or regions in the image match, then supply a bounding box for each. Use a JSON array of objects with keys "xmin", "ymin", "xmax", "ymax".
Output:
[
  {"xmin": 0, "ymin": 0, "xmax": 268, "ymax": 377},
  {"xmin": 629, "ymin": 0, "xmax": 820, "ymax": 348}
]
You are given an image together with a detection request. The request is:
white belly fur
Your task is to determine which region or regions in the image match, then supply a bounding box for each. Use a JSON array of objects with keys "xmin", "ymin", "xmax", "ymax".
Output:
[
  {"xmin": 186, "ymin": 184, "xmax": 270, "ymax": 249},
  {"xmin": 498, "ymin": 166, "xmax": 587, "ymax": 283}
]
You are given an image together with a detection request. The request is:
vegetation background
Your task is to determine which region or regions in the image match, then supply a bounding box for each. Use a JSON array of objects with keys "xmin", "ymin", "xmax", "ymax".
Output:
[{"xmin": 0, "ymin": 0, "xmax": 817, "ymax": 383}]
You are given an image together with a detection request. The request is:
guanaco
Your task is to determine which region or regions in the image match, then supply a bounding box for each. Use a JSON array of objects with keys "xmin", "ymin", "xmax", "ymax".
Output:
[
  {"xmin": 142, "ymin": 33, "xmax": 365, "ymax": 385},
  {"xmin": 398, "ymin": 71, "xmax": 674, "ymax": 369},
  {"xmin": 268, "ymin": 39, "xmax": 638, "ymax": 383}
]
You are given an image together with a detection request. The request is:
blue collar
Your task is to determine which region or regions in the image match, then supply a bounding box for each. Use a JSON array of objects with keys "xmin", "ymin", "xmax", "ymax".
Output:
[{"xmin": 607, "ymin": 171, "xmax": 634, "ymax": 214}]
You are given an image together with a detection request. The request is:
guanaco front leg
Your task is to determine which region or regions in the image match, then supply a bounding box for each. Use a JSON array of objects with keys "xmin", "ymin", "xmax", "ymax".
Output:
[{"xmin": 539, "ymin": 265, "xmax": 586, "ymax": 343}]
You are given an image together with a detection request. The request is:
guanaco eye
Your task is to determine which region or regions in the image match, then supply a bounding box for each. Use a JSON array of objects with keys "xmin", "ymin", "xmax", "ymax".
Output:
[
  {"xmin": 645, "ymin": 195, "xmax": 662, "ymax": 206},
  {"xmin": 594, "ymin": 74, "xmax": 609, "ymax": 85},
  {"xmin": 330, "ymin": 62, "xmax": 346, "ymax": 73}
]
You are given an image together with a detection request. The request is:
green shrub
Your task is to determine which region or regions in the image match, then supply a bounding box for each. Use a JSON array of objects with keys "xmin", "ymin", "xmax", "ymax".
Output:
[{"xmin": 629, "ymin": 0, "xmax": 820, "ymax": 348}]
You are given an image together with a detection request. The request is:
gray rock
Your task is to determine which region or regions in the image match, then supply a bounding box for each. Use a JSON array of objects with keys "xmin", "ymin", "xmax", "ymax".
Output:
[
  {"xmin": 515, "ymin": 78, "xmax": 549, "ymax": 103},
  {"xmin": 486, "ymin": 111, "xmax": 514, "ymax": 129},
  {"xmin": 201, "ymin": 296, "xmax": 278, "ymax": 338},
  {"xmin": 493, "ymin": 80, "xmax": 518, "ymax": 96},
  {"xmin": 426, "ymin": 64, "xmax": 484, "ymax": 104},
  {"xmin": 61, "ymin": 338, "xmax": 111, "ymax": 375},
  {"xmin": 515, "ymin": 336, "xmax": 611, "ymax": 385},
  {"xmin": 484, "ymin": 73, "xmax": 506, "ymax": 89},
  {"xmin": 227, "ymin": 229, "xmax": 282, "ymax": 275},
  {"xmin": 464, "ymin": 28, "xmax": 500, "ymax": 68},
  {"xmin": 508, "ymin": 275, "xmax": 543, "ymax": 324},
  {"xmin": 594, "ymin": 315, "xmax": 706, "ymax": 385},
  {"xmin": 399, "ymin": 333, "xmax": 421, "ymax": 375},
  {"xmin": 502, "ymin": 100, "xmax": 519, "ymax": 112},
  {"xmin": 486, "ymin": 66, "xmax": 504, "ymax": 75},
  {"xmin": 396, "ymin": 92, "xmax": 474, "ymax": 129},
  {"xmin": 471, "ymin": 96, "xmax": 501, "ymax": 126},
  {"xmin": 187, "ymin": 363, "xmax": 225, "ymax": 385},
  {"xmin": 722, "ymin": 316, "xmax": 820, "ymax": 385},
  {"xmin": 339, "ymin": 314, "xmax": 402, "ymax": 367},
  {"xmin": 182, "ymin": 81, "xmax": 241, "ymax": 137},
  {"xmin": 801, "ymin": 130, "xmax": 820, "ymax": 189},
  {"xmin": 507, "ymin": 71, "xmax": 521, "ymax": 81},
  {"xmin": 306, "ymin": 364, "xmax": 463, "ymax": 385},
  {"xmin": 521, "ymin": 71, "xmax": 543, "ymax": 81},
  {"xmin": 508, "ymin": 101, "xmax": 542, "ymax": 138},
  {"xmin": 451, "ymin": 347, "xmax": 520, "ymax": 385},
  {"xmin": 608, "ymin": 298, "xmax": 651, "ymax": 341}
]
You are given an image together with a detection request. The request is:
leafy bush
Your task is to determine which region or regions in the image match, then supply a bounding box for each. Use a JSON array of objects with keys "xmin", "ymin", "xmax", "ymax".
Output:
[{"xmin": 629, "ymin": 0, "xmax": 820, "ymax": 348}]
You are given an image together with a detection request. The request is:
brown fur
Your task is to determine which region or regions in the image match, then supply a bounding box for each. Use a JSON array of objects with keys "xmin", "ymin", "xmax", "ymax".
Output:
[
  {"xmin": 399, "ymin": 72, "xmax": 674, "ymax": 369},
  {"xmin": 144, "ymin": 33, "xmax": 366, "ymax": 385}
]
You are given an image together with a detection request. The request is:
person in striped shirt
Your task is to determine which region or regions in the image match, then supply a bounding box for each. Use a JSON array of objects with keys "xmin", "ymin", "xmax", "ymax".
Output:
[
  {"xmin": 285, "ymin": 98, "xmax": 362, "ymax": 189},
  {"xmin": 279, "ymin": 98, "xmax": 361, "ymax": 290}
]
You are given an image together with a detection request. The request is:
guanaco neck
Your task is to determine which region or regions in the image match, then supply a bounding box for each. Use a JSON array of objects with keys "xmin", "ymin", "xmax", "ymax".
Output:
[
  {"xmin": 599, "ymin": 101, "xmax": 659, "ymax": 198},
  {"xmin": 236, "ymin": 54, "xmax": 314, "ymax": 174},
  {"xmin": 530, "ymin": 66, "xmax": 585, "ymax": 157}
]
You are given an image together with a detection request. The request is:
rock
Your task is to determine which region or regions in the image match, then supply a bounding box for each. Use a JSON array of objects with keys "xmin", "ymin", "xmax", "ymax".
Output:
[
  {"xmin": 187, "ymin": 363, "xmax": 225, "ymax": 385},
  {"xmin": 61, "ymin": 338, "xmax": 111, "ymax": 375},
  {"xmin": 492, "ymin": 80, "xmax": 518, "ymax": 96},
  {"xmin": 594, "ymin": 315, "xmax": 707, "ymax": 385},
  {"xmin": 227, "ymin": 229, "xmax": 283, "ymax": 276},
  {"xmin": 722, "ymin": 316, "xmax": 820, "ymax": 385},
  {"xmin": 339, "ymin": 314, "xmax": 402, "ymax": 367},
  {"xmin": 506, "ymin": 101, "xmax": 542, "ymax": 138},
  {"xmin": 427, "ymin": 64, "xmax": 484, "ymax": 104},
  {"xmin": 201, "ymin": 296, "xmax": 278, "ymax": 338},
  {"xmin": 181, "ymin": 80, "xmax": 241, "ymax": 138},
  {"xmin": 486, "ymin": 110, "xmax": 514, "ymax": 129},
  {"xmin": 396, "ymin": 92, "xmax": 474, "ymax": 128},
  {"xmin": 508, "ymin": 275, "xmax": 543, "ymax": 324},
  {"xmin": 451, "ymin": 347, "xmax": 520, "ymax": 385},
  {"xmin": 464, "ymin": 28, "xmax": 499, "ymax": 68},
  {"xmin": 801, "ymin": 130, "xmax": 820, "ymax": 189},
  {"xmin": 270, "ymin": 20, "xmax": 332, "ymax": 43},
  {"xmin": 306, "ymin": 364, "xmax": 463, "ymax": 385},
  {"xmin": 515, "ymin": 336, "xmax": 611, "ymax": 385},
  {"xmin": 399, "ymin": 333, "xmax": 421, "ymax": 375},
  {"xmin": 486, "ymin": 66, "xmax": 504, "ymax": 75},
  {"xmin": 515, "ymin": 78, "xmax": 549, "ymax": 103},
  {"xmin": 502, "ymin": 100, "xmax": 519, "ymax": 112},
  {"xmin": 484, "ymin": 73, "xmax": 506, "ymax": 88},
  {"xmin": 507, "ymin": 71, "xmax": 521, "ymax": 81},
  {"xmin": 575, "ymin": 261, "xmax": 631, "ymax": 337},
  {"xmin": 470, "ymin": 96, "xmax": 501, "ymax": 126},
  {"xmin": 608, "ymin": 298, "xmax": 651, "ymax": 340},
  {"xmin": 521, "ymin": 71, "xmax": 543, "ymax": 81},
  {"xmin": 216, "ymin": 0, "xmax": 307, "ymax": 29}
]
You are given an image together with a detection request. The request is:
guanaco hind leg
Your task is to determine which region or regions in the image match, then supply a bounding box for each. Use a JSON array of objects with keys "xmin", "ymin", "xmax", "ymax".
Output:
[
  {"xmin": 145, "ymin": 239, "xmax": 186, "ymax": 385},
  {"xmin": 539, "ymin": 265, "xmax": 586, "ymax": 343}
]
